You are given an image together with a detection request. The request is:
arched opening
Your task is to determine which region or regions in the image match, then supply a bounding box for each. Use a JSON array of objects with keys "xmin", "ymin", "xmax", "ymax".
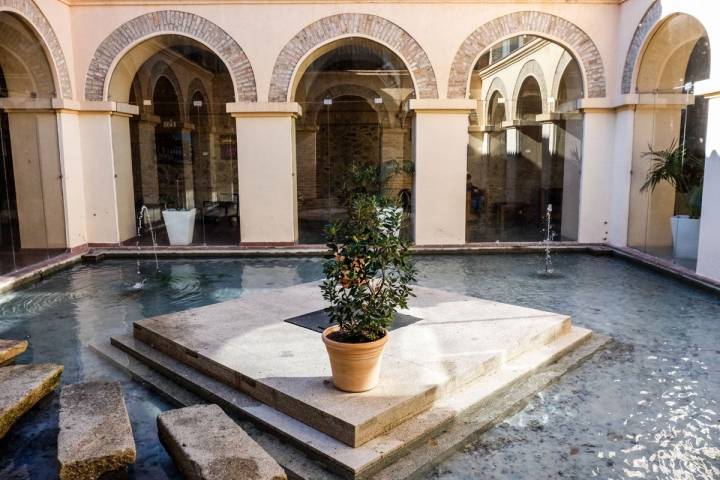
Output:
[
  {"xmin": 294, "ymin": 38, "xmax": 415, "ymax": 244},
  {"xmin": 627, "ymin": 14, "xmax": 710, "ymax": 268},
  {"xmin": 113, "ymin": 35, "xmax": 239, "ymax": 246},
  {"xmin": 466, "ymin": 35, "xmax": 584, "ymax": 242},
  {"xmin": 0, "ymin": 11, "xmax": 66, "ymax": 274}
]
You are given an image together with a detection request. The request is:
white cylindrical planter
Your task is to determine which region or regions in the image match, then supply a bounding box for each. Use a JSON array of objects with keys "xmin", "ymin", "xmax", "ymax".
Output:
[
  {"xmin": 162, "ymin": 209, "xmax": 197, "ymax": 246},
  {"xmin": 670, "ymin": 215, "xmax": 700, "ymax": 259}
]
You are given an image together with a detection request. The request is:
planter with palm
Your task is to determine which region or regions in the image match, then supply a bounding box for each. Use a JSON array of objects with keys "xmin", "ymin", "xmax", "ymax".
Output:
[{"xmin": 641, "ymin": 139, "xmax": 704, "ymax": 259}]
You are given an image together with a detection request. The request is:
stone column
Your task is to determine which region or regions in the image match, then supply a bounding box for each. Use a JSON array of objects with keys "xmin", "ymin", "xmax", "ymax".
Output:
[
  {"xmin": 607, "ymin": 103, "xmax": 636, "ymax": 246},
  {"xmin": 501, "ymin": 122, "xmax": 520, "ymax": 204},
  {"xmin": 538, "ymin": 114, "xmax": 560, "ymax": 191},
  {"xmin": 296, "ymin": 126, "xmax": 318, "ymax": 202},
  {"xmin": 227, "ymin": 102, "xmax": 301, "ymax": 244},
  {"xmin": 576, "ymin": 104, "xmax": 616, "ymax": 242},
  {"xmin": 137, "ymin": 117, "xmax": 160, "ymax": 205},
  {"xmin": 77, "ymin": 102, "xmax": 139, "ymax": 244},
  {"xmin": 696, "ymin": 81, "xmax": 720, "ymax": 281},
  {"xmin": 381, "ymin": 128, "xmax": 408, "ymax": 196},
  {"xmin": 55, "ymin": 106, "xmax": 88, "ymax": 249},
  {"xmin": 180, "ymin": 125, "xmax": 195, "ymax": 209},
  {"xmin": 410, "ymin": 99, "xmax": 475, "ymax": 245}
]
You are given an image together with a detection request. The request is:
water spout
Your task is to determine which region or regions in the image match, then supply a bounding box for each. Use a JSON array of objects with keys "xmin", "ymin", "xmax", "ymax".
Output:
[
  {"xmin": 542, "ymin": 204, "xmax": 554, "ymax": 275},
  {"xmin": 136, "ymin": 205, "xmax": 160, "ymax": 284}
]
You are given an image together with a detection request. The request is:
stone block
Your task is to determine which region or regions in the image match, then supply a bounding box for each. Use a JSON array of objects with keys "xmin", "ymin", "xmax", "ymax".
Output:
[
  {"xmin": 0, "ymin": 363, "xmax": 63, "ymax": 439},
  {"xmin": 157, "ymin": 404, "xmax": 286, "ymax": 480},
  {"xmin": 58, "ymin": 381, "xmax": 136, "ymax": 480},
  {"xmin": 0, "ymin": 339, "xmax": 28, "ymax": 365}
]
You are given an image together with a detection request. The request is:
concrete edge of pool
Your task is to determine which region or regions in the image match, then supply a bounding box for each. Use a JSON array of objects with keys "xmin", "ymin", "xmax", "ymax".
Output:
[{"xmin": 1, "ymin": 243, "xmax": 717, "ymax": 297}]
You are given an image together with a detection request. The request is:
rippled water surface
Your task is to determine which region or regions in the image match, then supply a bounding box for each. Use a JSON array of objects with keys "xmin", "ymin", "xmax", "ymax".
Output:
[{"xmin": 0, "ymin": 254, "xmax": 718, "ymax": 479}]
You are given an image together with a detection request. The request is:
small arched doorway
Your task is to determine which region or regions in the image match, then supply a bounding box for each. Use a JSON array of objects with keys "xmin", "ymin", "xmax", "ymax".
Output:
[
  {"xmin": 0, "ymin": 11, "xmax": 66, "ymax": 274},
  {"xmin": 294, "ymin": 38, "xmax": 415, "ymax": 244},
  {"xmin": 113, "ymin": 35, "xmax": 239, "ymax": 246}
]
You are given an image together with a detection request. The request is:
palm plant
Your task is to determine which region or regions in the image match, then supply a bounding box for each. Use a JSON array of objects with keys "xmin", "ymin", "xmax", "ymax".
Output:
[{"xmin": 641, "ymin": 140, "xmax": 704, "ymax": 219}]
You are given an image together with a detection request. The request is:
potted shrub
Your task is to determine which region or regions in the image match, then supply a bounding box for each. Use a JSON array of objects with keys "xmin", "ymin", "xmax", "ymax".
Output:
[
  {"xmin": 320, "ymin": 194, "xmax": 416, "ymax": 392},
  {"xmin": 338, "ymin": 160, "xmax": 414, "ymax": 237},
  {"xmin": 641, "ymin": 140, "xmax": 704, "ymax": 259}
]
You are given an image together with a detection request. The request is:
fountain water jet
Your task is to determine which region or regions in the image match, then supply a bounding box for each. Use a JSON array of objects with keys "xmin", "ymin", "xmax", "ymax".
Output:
[{"xmin": 134, "ymin": 206, "xmax": 160, "ymax": 288}]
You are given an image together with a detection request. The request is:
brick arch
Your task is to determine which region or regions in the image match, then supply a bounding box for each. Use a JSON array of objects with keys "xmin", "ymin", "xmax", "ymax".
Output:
[
  {"xmin": 448, "ymin": 11, "xmax": 606, "ymax": 99},
  {"xmin": 0, "ymin": 21, "xmax": 54, "ymax": 96},
  {"xmin": 0, "ymin": 0, "xmax": 72, "ymax": 98},
  {"xmin": 621, "ymin": 1, "xmax": 662, "ymax": 94},
  {"xmin": 84, "ymin": 10, "xmax": 256, "ymax": 102},
  {"xmin": 512, "ymin": 60, "xmax": 548, "ymax": 118},
  {"xmin": 268, "ymin": 13, "xmax": 438, "ymax": 102}
]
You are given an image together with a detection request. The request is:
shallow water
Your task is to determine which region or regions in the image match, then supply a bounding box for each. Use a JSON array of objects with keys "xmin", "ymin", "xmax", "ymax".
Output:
[{"xmin": 0, "ymin": 254, "xmax": 717, "ymax": 479}]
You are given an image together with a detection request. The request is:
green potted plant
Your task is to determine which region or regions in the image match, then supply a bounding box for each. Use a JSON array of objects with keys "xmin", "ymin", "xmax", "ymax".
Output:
[
  {"xmin": 320, "ymin": 194, "xmax": 416, "ymax": 392},
  {"xmin": 641, "ymin": 139, "xmax": 704, "ymax": 259},
  {"xmin": 338, "ymin": 160, "xmax": 414, "ymax": 237}
]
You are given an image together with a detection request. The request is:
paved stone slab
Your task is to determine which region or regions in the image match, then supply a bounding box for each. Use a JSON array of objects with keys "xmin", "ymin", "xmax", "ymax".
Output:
[
  {"xmin": 133, "ymin": 282, "xmax": 572, "ymax": 447},
  {"xmin": 0, "ymin": 339, "xmax": 28, "ymax": 366},
  {"xmin": 0, "ymin": 363, "xmax": 63, "ymax": 439},
  {"xmin": 58, "ymin": 381, "xmax": 136, "ymax": 480},
  {"xmin": 111, "ymin": 327, "xmax": 598, "ymax": 479},
  {"xmin": 158, "ymin": 404, "xmax": 287, "ymax": 480}
]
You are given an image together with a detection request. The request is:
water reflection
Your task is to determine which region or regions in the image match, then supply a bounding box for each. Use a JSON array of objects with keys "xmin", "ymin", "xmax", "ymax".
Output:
[{"xmin": 0, "ymin": 254, "xmax": 717, "ymax": 479}]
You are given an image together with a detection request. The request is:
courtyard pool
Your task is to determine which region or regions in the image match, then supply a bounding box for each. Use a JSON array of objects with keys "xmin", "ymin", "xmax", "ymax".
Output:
[{"xmin": 0, "ymin": 253, "xmax": 718, "ymax": 479}]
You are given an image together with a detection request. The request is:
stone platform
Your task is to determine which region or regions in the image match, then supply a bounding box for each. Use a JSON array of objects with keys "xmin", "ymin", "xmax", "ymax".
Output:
[{"xmin": 132, "ymin": 283, "xmax": 584, "ymax": 449}]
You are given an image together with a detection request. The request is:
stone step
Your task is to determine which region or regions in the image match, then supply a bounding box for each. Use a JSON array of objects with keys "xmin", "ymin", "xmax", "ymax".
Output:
[
  {"xmin": 110, "ymin": 326, "xmax": 598, "ymax": 479},
  {"xmin": 130, "ymin": 283, "xmax": 574, "ymax": 448},
  {"xmin": 90, "ymin": 342, "xmax": 204, "ymax": 408},
  {"xmin": 0, "ymin": 363, "xmax": 63, "ymax": 439},
  {"xmin": 0, "ymin": 339, "xmax": 28, "ymax": 366},
  {"xmin": 93, "ymin": 339, "xmax": 339, "ymax": 480},
  {"xmin": 58, "ymin": 381, "xmax": 136, "ymax": 480},
  {"xmin": 158, "ymin": 404, "xmax": 288, "ymax": 480}
]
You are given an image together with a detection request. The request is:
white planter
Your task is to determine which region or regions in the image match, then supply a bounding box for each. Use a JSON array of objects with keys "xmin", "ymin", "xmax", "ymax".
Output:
[
  {"xmin": 670, "ymin": 215, "xmax": 700, "ymax": 260},
  {"xmin": 162, "ymin": 209, "xmax": 197, "ymax": 246},
  {"xmin": 376, "ymin": 207, "xmax": 403, "ymax": 237}
]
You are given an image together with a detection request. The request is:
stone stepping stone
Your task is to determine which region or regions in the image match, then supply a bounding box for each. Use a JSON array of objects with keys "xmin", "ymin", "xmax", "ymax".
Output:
[
  {"xmin": 158, "ymin": 404, "xmax": 287, "ymax": 480},
  {"xmin": 58, "ymin": 381, "xmax": 136, "ymax": 480},
  {"xmin": 0, "ymin": 363, "xmax": 63, "ymax": 439},
  {"xmin": 0, "ymin": 339, "xmax": 28, "ymax": 366}
]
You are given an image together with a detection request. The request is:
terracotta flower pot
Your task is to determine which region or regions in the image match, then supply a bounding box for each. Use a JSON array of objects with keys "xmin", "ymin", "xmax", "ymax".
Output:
[{"xmin": 321, "ymin": 325, "xmax": 389, "ymax": 393}]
